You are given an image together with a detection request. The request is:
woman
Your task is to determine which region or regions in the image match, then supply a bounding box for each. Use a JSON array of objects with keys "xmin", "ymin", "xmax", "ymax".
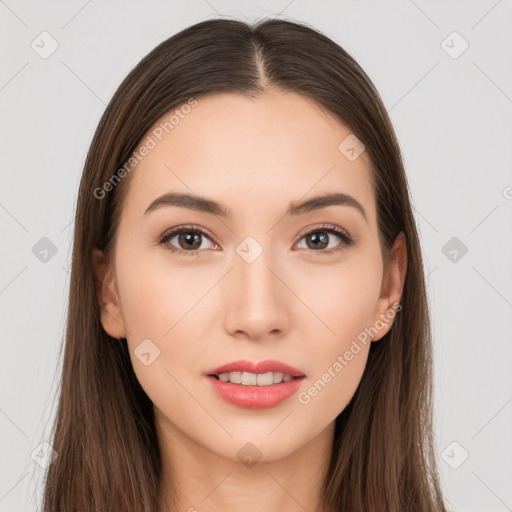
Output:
[{"xmin": 42, "ymin": 17, "xmax": 448, "ymax": 512}]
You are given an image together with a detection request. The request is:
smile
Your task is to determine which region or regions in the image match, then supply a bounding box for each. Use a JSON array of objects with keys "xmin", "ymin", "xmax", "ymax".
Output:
[
  {"xmin": 211, "ymin": 371, "xmax": 297, "ymax": 386},
  {"xmin": 205, "ymin": 359, "xmax": 306, "ymax": 409}
]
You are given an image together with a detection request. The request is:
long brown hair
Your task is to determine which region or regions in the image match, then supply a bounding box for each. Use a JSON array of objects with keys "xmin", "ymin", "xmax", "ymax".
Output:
[{"xmin": 42, "ymin": 17, "xmax": 447, "ymax": 512}]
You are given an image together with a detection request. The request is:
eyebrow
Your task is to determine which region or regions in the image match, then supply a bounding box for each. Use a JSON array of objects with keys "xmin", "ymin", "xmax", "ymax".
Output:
[{"xmin": 144, "ymin": 192, "xmax": 367, "ymax": 223}]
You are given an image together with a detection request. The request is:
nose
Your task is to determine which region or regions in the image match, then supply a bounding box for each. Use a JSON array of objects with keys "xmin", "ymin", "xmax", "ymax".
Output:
[{"xmin": 222, "ymin": 249, "xmax": 290, "ymax": 342}]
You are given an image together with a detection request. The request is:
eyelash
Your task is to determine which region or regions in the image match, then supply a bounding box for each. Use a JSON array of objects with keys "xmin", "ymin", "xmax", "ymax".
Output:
[{"xmin": 157, "ymin": 223, "xmax": 354, "ymax": 257}]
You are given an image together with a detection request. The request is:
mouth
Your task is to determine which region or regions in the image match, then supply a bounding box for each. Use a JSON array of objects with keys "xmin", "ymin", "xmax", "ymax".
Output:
[
  {"xmin": 205, "ymin": 359, "xmax": 306, "ymax": 409},
  {"xmin": 207, "ymin": 359, "xmax": 306, "ymax": 379},
  {"xmin": 208, "ymin": 371, "xmax": 303, "ymax": 386}
]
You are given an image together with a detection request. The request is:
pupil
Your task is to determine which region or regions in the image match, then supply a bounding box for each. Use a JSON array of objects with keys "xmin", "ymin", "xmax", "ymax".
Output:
[
  {"xmin": 308, "ymin": 232, "xmax": 328, "ymax": 250},
  {"xmin": 180, "ymin": 232, "xmax": 201, "ymax": 250}
]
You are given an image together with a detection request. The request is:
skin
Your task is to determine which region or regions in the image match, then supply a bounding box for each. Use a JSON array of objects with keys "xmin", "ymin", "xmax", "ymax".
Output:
[{"xmin": 93, "ymin": 89, "xmax": 407, "ymax": 512}]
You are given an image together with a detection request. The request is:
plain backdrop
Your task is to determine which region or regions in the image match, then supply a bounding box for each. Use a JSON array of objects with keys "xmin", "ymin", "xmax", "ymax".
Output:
[{"xmin": 1, "ymin": 1, "xmax": 511, "ymax": 511}]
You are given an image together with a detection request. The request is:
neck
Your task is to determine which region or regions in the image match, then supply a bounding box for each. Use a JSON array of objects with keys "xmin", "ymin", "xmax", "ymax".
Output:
[{"xmin": 156, "ymin": 411, "xmax": 335, "ymax": 512}]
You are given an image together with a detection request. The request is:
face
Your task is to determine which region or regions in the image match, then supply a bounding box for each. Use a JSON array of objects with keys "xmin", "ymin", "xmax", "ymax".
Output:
[{"xmin": 93, "ymin": 90, "xmax": 406, "ymax": 464}]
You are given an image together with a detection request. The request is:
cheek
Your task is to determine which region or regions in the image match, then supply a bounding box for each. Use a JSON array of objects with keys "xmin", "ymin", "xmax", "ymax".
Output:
[
  {"xmin": 293, "ymin": 286, "xmax": 375, "ymax": 426},
  {"xmin": 114, "ymin": 257, "xmax": 216, "ymax": 418},
  {"xmin": 115, "ymin": 242, "xmax": 217, "ymax": 340},
  {"xmin": 291, "ymin": 254, "xmax": 382, "ymax": 415},
  {"xmin": 114, "ymin": 249, "xmax": 220, "ymax": 380},
  {"xmin": 295, "ymin": 252, "xmax": 382, "ymax": 348}
]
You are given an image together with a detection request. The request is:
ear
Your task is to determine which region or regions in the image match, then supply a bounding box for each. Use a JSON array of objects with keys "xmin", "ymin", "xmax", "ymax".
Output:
[
  {"xmin": 371, "ymin": 231, "xmax": 407, "ymax": 342},
  {"xmin": 91, "ymin": 248, "xmax": 127, "ymax": 339}
]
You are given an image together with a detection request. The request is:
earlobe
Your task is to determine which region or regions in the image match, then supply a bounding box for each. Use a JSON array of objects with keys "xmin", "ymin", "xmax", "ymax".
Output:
[
  {"xmin": 91, "ymin": 248, "xmax": 127, "ymax": 339},
  {"xmin": 371, "ymin": 232, "xmax": 407, "ymax": 342}
]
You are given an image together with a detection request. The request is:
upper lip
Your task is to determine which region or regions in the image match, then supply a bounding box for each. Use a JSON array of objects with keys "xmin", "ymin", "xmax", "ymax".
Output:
[{"xmin": 207, "ymin": 359, "xmax": 306, "ymax": 377}]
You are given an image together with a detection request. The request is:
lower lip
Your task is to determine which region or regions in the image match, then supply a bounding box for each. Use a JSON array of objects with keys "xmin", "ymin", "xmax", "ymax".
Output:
[{"xmin": 206, "ymin": 376, "xmax": 305, "ymax": 409}]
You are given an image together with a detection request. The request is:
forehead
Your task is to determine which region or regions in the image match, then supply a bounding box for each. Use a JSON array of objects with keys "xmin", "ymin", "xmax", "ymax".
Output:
[{"xmin": 124, "ymin": 91, "xmax": 376, "ymax": 226}]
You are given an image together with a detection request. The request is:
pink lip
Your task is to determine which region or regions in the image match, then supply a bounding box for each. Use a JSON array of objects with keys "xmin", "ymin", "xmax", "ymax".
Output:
[
  {"xmin": 207, "ymin": 359, "xmax": 305, "ymax": 377},
  {"xmin": 205, "ymin": 359, "xmax": 306, "ymax": 410}
]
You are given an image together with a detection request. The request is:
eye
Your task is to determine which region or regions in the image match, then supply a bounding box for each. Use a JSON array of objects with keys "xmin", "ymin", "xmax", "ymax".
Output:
[
  {"xmin": 157, "ymin": 223, "xmax": 354, "ymax": 257},
  {"xmin": 157, "ymin": 225, "xmax": 217, "ymax": 256},
  {"xmin": 294, "ymin": 224, "xmax": 354, "ymax": 255}
]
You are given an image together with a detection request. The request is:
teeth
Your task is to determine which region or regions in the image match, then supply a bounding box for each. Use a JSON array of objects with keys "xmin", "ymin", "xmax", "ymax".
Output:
[
  {"xmin": 216, "ymin": 371, "xmax": 297, "ymax": 386},
  {"xmin": 256, "ymin": 372, "xmax": 273, "ymax": 386},
  {"xmin": 242, "ymin": 372, "xmax": 257, "ymax": 385},
  {"xmin": 273, "ymin": 372, "xmax": 284, "ymax": 383},
  {"xmin": 229, "ymin": 372, "xmax": 242, "ymax": 384}
]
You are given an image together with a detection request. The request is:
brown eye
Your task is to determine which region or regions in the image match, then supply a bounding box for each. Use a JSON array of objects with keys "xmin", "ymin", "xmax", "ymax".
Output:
[
  {"xmin": 158, "ymin": 226, "xmax": 216, "ymax": 256},
  {"xmin": 295, "ymin": 225, "xmax": 353, "ymax": 254},
  {"xmin": 303, "ymin": 231, "xmax": 330, "ymax": 250},
  {"xmin": 175, "ymin": 231, "xmax": 202, "ymax": 250}
]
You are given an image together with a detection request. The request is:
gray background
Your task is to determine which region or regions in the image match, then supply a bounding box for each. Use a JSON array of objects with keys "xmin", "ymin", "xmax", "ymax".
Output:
[{"xmin": 1, "ymin": 1, "xmax": 511, "ymax": 511}]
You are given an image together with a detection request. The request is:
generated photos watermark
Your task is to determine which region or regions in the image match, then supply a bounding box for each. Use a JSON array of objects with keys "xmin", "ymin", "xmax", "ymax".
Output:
[
  {"xmin": 297, "ymin": 301, "xmax": 402, "ymax": 405},
  {"xmin": 93, "ymin": 97, "xmax": 198, "ymax": 200}
]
